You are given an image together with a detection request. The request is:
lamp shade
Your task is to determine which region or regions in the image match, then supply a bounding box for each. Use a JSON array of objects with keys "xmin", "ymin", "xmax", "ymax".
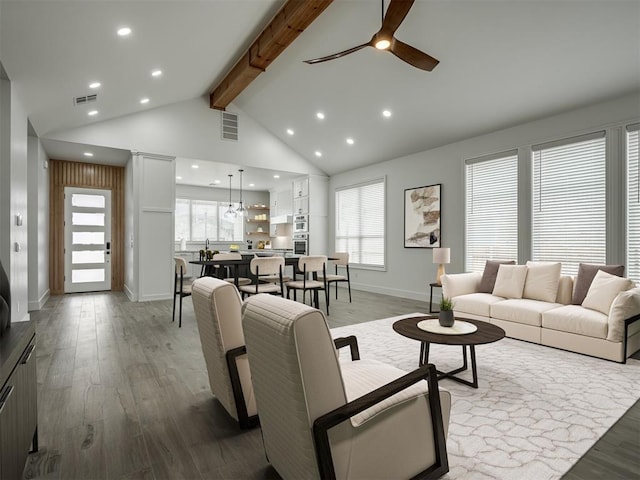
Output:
[{"xmin": 432, "ymin": 248, "xmax": 450, "ymax": 264}]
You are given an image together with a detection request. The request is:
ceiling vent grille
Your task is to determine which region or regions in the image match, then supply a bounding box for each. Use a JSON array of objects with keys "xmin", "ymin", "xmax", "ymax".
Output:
[
  {"xmin": 74, "ymin": 94, "xmax": 98, "ymax": 105},
  {"xmin": 221, "ymin": 111, "xmax": 239, "ymax": 141}
]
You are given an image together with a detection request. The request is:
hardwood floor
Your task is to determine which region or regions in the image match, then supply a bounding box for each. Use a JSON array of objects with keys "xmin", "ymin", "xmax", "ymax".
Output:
[{"xmin": 24, "ymin": 288, "xmax": 639, "ymax": 479}]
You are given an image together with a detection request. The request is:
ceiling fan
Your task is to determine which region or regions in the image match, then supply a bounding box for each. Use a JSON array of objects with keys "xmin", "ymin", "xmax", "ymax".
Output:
[{"xmin": 304, "ymin": 0, "xmax": 439, "ymax": 71}]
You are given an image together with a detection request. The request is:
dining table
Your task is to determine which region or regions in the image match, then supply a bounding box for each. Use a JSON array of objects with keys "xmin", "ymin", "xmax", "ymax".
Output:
[{"xmin": 189, "ymin": 254, "xmax": 337, "ymax": 286}]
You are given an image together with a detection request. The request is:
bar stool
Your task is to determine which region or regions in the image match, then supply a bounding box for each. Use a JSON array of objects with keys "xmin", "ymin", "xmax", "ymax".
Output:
[{"xmin": 173, "ymin": 257, "xmax": 192, "ymax": 328}]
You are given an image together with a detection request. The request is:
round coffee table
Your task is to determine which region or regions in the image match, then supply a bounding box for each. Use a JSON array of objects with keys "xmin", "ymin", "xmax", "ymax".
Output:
[{"xmin": 393, "ymin": 315, "xmax": 505, "ymax": 388}]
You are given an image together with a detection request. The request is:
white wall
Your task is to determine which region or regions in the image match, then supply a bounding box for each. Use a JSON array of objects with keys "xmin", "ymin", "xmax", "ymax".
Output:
[
  {"xmin": 124, "ymin": 156, "xmax": 135, "ymax": 300},
  {"xmin": 133, "ymin": 152, "xmax": 176, "ymax": 302},
  {"xmin": 329, "ymin": 93, "xmax": 640, "ymax": 301},
  {"xmin": 44, "ymin": 98, "xmax": 325, "ymax": 176},
  {"xmin": 7, "ymin": 76, "xmax": 29, "ymax": 321},
  {"xmin": 27, "ymin": 135, "xmax": 49, "ymax": 310},
  {"xmin": 0, "ymin": 75, "xmax": 9, "ymax": 274}
]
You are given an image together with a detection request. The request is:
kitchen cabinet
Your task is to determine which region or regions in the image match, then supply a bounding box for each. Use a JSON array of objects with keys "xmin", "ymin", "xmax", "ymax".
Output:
[
  {"xmin": 269, "ymin": 189, "xmax": 292, "ymax": 217},
  {"xmin": 292, "ymin": 175, "xmax": 327, "ymax": 216},
  {"xmin": 292, "ymin": 175, "xmax": 329, "ymax": 254},
  {"xmin": 0, "ymin": 322, "xmax": 37, "ymax": 480}
]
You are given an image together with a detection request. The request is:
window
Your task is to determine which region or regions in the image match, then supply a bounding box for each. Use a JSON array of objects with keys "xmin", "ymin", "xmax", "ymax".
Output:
[
  {"xmin": 627, "ymin": 125, "xmax": 640, "ymax": 284},
  {"xmin": 532, "ymin": 132, "xmax": 606, "ymax": 275},
  {"xmin": 335, "ymin": 178, "xmax": 385, "ymax": 268},
  {"xmin": 175, "ymin": 198, "xmax": 243, "ymax": 242},
  {"xmin": 465, "ymin": 153, "xmax": 518, "ymax": 272}
]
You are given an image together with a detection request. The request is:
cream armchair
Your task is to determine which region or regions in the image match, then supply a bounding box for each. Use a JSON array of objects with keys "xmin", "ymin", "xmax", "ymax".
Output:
[
  {"xmin": 191, "ymin": 276, "xmax": 257, "ymax": 428},
  {"xmin": 242, "ymin": 294, "xmax": 451, "ymax": 479}
]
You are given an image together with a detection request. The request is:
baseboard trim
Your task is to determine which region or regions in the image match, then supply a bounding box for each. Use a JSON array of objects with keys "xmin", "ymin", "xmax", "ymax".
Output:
[
  {"xmin": 349, "ymin": 282, "xmax": 426, "ymax": 302},
  {"xmin": 28, "ymin": 289, "xmax": 50, "ymax": 311},
  {"xmin": 124, "ymin": 284, "xmax": 137, "ymax": 302},
  {"xmin": 138, "ymin": 292, "xmax": 172, "ymax": 302}
]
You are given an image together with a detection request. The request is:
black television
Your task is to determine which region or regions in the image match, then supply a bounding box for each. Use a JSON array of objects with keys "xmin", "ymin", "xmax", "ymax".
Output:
[{"xmin": 0, "ymin": 259, "xmax": 10, "ymax": 336}]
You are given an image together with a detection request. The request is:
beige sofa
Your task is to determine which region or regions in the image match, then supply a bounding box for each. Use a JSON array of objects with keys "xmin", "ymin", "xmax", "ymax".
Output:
[{"xmin": 441, "ymin": 265, "xmax": 640, "ymax": 362}]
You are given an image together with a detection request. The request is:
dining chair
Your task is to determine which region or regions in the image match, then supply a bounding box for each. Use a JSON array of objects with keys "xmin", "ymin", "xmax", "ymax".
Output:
[
  {"xmin": 238, "ymin": 256, "xmax": 285, "ymax": 299},
  {"xmin": 242, "ymin": 294, "xmax": 451, "ymax": 479},
  {"xmin": 211, "ymin": 252, "xmax": 252, "ymax": 286},
  {"xmin": 286, "ymin": 255, "xmax": 330, "ymax": 315},
  {"xmin": 318, "ymin": 252, "xmax": 352, "ymax": 302},
  {"xmin": 173, "ymin": 257, "xmax": 192, "ymax": 328}
]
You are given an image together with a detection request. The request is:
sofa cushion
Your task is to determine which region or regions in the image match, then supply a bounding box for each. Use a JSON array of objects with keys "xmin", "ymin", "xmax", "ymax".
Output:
[
  {"xmin": 452, "ymin": 293, "xmax": 504, "ymax": 317},
  {"xmin": 478, "ymin": 260, "xmax": 516, "ymax": 293},
  {"xmin": 607, "ymin": 287, "xmax": 640, "ymax": 342},
  {"xmin": 542, "ymin": 305, "xmax": 608, "ymax": 339},
  {"xmin": 523, "ymin": 261, "xmax": 561, "ymax": 303},
  {"xmin": 493, "ymin": 265, "xmax": 528, "ymax": 299},
  {"xmin": 441, "ymin": 272, "xmax": 481, "ymax": 299},
  {"xmin": 491, "ymin": 298, "xmax": 561, "ymax": 327},
  {"xmin": 572, "ymin": 263, "xmax": 625, "ymax": 305},
  {"xmin": 582, "ymin": 270, "xmax": 634, "ymax": 315}
]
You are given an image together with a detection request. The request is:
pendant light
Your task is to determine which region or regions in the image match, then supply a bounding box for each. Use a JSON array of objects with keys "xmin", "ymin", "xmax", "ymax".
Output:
[
  {"xmin": 224, "ymin": 174, "xmax": 236, "ymax": 218},
  {"xmin": 236, "ymin": 169, "xmax": 246, "ymax": 216}
]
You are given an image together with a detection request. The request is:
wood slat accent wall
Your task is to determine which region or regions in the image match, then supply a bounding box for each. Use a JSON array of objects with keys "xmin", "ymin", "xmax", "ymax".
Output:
[{"xmin": 49, "ymin": 159, "xmax": 125, "ymax": 294}]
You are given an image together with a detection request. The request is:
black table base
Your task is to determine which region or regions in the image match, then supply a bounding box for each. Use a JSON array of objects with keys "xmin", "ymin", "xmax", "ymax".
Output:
[{"xmin": 420, "ymin": 342, "xmax": 479, "ymax": 389}]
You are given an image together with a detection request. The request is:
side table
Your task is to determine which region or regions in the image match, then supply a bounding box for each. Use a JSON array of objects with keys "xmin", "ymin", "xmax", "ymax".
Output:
[{"xmin": 429, "ymin": 282, "xmax": 442, "ymax": 313}]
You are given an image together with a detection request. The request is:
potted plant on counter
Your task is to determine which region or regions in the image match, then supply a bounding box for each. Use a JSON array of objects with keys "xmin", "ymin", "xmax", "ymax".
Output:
[{"xmin": 439, "ymin": 297, "xmax": 455, "ymax": 327}]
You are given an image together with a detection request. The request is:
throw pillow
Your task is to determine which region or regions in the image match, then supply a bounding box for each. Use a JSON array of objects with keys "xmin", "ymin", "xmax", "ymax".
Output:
[
  {"xmin": 572, "ymin": 263, "xmax": 624, "ymax": 305},
  {"xmin": 582, "ymin": 270, "xmax": 634, "ymax": 315},
  {"xmin": 479, "ymin": 260, "xmax": 516, "ymax": 293},
  {"xmin": 523, "ymin": 261, "xmax": 562, "ymax": 303},
  {"xmin": 493, "ymin": 265, "xmax": 528, "ymax": 299}
]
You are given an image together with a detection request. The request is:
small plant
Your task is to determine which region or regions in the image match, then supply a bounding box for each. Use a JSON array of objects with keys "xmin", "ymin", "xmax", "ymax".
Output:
[{"xmin": 440, "ymin": 297, "xmax": 455, "ymax": 311}]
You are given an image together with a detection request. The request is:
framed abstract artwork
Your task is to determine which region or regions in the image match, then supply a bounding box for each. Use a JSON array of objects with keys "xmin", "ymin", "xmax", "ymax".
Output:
[{"xmin": 404, "ymin": 183, "xmax": 441, "ymax": 248}]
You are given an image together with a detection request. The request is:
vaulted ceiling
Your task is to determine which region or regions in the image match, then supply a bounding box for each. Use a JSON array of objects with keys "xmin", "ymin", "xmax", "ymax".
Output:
[{"xmin": 1, "ymin": 0, "xmax": 639, "ymax": 186}]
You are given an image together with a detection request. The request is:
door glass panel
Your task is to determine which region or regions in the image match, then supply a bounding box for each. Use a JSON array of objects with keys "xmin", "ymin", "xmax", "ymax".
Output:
[
  {"xmin": 72, "ymin": 194, "xmax": 105, "ymax": 208},
  {"xmin": 72, "ymin": 250, "xmax": 105, "ymax": 264},
  {"xmin": 72, "ymin": 212, "xmax": 105, "ymax": 226},
  {"xmin": 72, "ymin": 232, "xmax": 105, "ymax": 245},
  {"xmin": 72, "ymin": 269, "xmax": 105, "ymax": 283}
]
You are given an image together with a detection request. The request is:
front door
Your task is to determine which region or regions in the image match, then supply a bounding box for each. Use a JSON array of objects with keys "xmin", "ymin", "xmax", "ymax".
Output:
[{"xmin": 64, "ymin": 187, "xmax": 112, "ymax": 293}]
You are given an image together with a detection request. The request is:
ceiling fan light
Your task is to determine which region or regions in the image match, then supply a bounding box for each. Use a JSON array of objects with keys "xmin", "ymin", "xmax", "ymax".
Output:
[{"xmin": 375, "ymin": 38, "xmax": 391, "ymax": 50}]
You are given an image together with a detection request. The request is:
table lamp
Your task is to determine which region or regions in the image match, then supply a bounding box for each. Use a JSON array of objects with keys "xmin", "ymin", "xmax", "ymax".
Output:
[{"xmin": 432, "ymin": 247, "xmax": 450, "ymax": 285}]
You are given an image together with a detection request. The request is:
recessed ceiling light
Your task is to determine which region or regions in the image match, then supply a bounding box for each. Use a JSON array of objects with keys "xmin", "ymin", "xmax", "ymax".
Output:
[
  {"xmin": 88, "ymin": 110, "xmax": 98, "ymax": 116},
  {"xmin": 151, "ymin": 69, "xmax": 162, "ymax": 77},
  {"xmin": 346, "ymin": 138, "xmax": 354, "ymax": 145},
  {"xmin": 273, "ymin": 175, "xmax": 280, "ymax": 179},
  {"xmin": 117, "ymin": 27, "xmax": 132, "ymax": 36},
  {"xmin": 83, "ymin": 152, "xmax": 94, "ymax": 157},
  {"xmin": 214, "ymin": 179, "xmax": 221, "ymax": 184},
  {"xmin": 315, "ymin": 151, "xmax": 322, "ymax": 157},
  {"xmin": 316, "ymin": 112, "xmax": 325, "ymax": 120},
  {"xmin": 382, "ymin": 110, "xmax": 392, "ymax": 118},
  {"xmin": 140, "ymin": 98, "xmax": 150, "ymax": 104},
  {"xmin": 286, "ymin": 128, "xmax": 294, "ymax": 135},
  {"xmin": 89, "ymin": 82, "xmax": 101, "ymax": 89},
  {"xmin": 176, "ymin": 176, "xmax": 183, "ymax": 180},
  {"xmin": 191, "ymin": 165, "xmax": 199, "ymax": 169},
  {"xmin": 249, "ymin": 183, "xmax": 255, "ymax": 187}
]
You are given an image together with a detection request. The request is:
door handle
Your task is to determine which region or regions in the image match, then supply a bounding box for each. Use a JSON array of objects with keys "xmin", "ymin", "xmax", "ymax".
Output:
[{"xmin": 106, "ymin": 241, "xmax": 111, "ymax": 255}]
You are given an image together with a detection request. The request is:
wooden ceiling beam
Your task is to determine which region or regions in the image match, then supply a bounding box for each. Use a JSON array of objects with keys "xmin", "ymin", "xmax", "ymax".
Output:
[{"xmin": 210, "ymin": 0, "xmax": 334, "ymax": 111}]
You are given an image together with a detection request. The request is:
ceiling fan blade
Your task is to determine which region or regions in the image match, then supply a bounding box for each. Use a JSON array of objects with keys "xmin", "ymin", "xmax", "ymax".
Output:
[
  {"xmin": 303, "ymin": 42, "xmax": 371, "ymax": 64},
  {"xmin": 390, "ymin": 38, "xmax": 439, "ymax": 71},
  {"xmin": 381, "ymin": 0, "xmax": 415, "ymax": 35}
]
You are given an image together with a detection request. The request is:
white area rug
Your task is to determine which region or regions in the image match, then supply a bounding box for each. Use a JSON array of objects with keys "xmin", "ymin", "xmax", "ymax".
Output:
[{"xmin": 331, "ymin": 313, "xmax": 640, "ymax": 480}]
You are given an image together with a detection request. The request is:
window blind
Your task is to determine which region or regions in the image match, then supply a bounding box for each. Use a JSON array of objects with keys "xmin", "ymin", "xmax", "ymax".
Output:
[
  {"xmin": 174, "ymin": 198, "xmax": 243, "ymax": 242},
  {"xmin": 465, "ymin": 153, "xmax": 518, "ymax": 272},
  {"xmin": 627, "ymin": 125, "xmax": 640, "ymax": 284},
  {"xmin": 532, "ymin": 132, "xmax": 606, "ymax": 275},
  {"xmin": 335, "ymin": 178, "xmax": 385, "ymax": 267},
  {"xmin": 175, "ymin": 198, "xmax": 191, "ymax": 241}
]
